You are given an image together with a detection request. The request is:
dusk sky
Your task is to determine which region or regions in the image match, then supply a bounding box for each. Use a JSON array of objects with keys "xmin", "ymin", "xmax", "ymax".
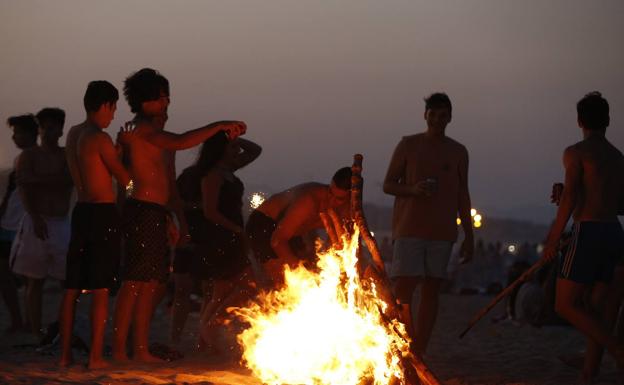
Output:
[{"xmin": 1, "ymin": 1, "xmax": 623, "ymax": 223}]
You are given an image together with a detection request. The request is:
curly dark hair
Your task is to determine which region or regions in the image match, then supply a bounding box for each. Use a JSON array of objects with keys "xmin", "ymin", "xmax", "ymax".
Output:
[
  {"xmin": 7, "ymin": 114, "xmax": 38, "ymax": 137},
  {"xmin": 123, "ymin": 68, "xmax": 169, "ymax": 114},
  {"xmin": 84, "ymin": 80, "xmax": 119, "ymax": 112},
  {"xmin": 424, "ymin": 92, "xmax": 452, "ymax": 113},
  {"xmin": 36, "ymin": 108, "xmax": 65, "ymax": 127}
]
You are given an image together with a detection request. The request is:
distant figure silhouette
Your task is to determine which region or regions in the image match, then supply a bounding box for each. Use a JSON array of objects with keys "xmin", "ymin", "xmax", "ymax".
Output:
[
  {"xmin": 11, "ymin": 108, "xmax": 73, "ymax": 341},
  {"xmin": 383, "ymin": 92, "xmax": 474, "ymax": 354},
  {"xmin": 542, "ymin": 91, "xmax": 624, "ymax": 382},
  {"xmin": 1, "ymin": 115, "xmax": 38, "ymax": 333},
  {"xmin": 111, "ymin": 68, "xmax": 246, "ymax": 363}
]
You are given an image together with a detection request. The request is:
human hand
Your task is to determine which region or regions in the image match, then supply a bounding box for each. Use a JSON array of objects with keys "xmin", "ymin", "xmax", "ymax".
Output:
[
  {"xmin": 411, "ymin": 179, "xmax": 437, "ymax": 197},
  {"xmin": 32, "ymin": 216, "xmax": 48, "ymax": 240},
  {"xmin": 223, "ymin": 121, "xmax": 246, "ymax": 140},
  {"xmin": 458, "ymin": 238, "xmax": 474, "ymax": 264},
  {"xmin": 541, "ymin": 241, "xmax": 559, "ymax": 262},
  {"xmin": 117, "ymin": 121, "xmax": 137, "ymax": 146},
  {"xmin": 550, "ymin": 183, "xmax": 563, "ymax": 206}
]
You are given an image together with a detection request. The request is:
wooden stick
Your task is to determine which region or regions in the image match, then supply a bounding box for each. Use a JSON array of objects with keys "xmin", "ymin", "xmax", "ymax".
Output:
[
  {"xmin": 458, "ymin": 257, "xmax": 552, "ymax": 339},
  {"xmin": 319, "ymin": 212, "xmax": 339, "ymax": 247},
  {"xmin": 327, "ymin": 208, "xmax": 346, "ymax": 243},
  {"xmin": 350, "ymin": 154, "xmax": 442, "ymax": 385}
]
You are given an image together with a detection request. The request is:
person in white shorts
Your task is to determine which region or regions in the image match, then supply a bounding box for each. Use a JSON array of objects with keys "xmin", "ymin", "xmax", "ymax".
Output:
[
  {"xmin": 11, "ymin": 107, "xmax": 73, "ymax": 340},
  {"xmin": 384, "ymin": 92, "xmax": 474, "ymax": 355}
]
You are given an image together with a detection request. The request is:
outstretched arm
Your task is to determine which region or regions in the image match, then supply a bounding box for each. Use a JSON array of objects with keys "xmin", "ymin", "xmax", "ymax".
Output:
[
  {"xmin": 543, "ymin": 147, "xmax": 581, "ymax": 260},
  {"xmin": 231, "ymin": 138, "xmax": 262, "ymax": 171},
  {"xmin": 142, "ymin": 121, "xmax": 246, "ymax": 151}
]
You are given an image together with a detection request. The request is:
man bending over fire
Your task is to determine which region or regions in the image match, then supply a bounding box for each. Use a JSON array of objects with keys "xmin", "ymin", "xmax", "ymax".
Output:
[{"xmin": 246, "ymin": 167, "xmax": 352, "ymax": 285}]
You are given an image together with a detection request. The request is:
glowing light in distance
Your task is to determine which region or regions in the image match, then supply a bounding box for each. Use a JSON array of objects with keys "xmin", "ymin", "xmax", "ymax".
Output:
[
  {"xmin": 470, "ymin": 208, "xmax": 477, "ymax": 217},
  {"xmin": 474, "ymin": 214, "xmax": 482, "ymax": 222},
  {"xmin": 250, "ymin": 192, "xmax": 266, "ymax": 209}
]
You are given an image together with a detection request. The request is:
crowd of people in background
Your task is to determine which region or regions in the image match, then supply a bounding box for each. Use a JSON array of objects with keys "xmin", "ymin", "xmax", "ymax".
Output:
[{"xmin": 0, "ymin": 67, "xmax": 622, "ymax": 384}]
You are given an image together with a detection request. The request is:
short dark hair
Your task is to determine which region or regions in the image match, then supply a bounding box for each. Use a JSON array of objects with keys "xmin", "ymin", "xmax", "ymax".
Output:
[
  {"xmin": 424, "ymin": 92, "xmax": 452, "ymax": 113},
  {"xmin": 84, "ymin": 81, "xmax": 119, "ymax": 112},
  {"xmin": 577, "ymin": 91, "xmax": 609, "ymax": 131},
  {"xmin": 332, "ymin": 167, "xmax": 352, "ymax": 190},
  {"xmin": 7, "ymin": 114, "xmax": 38, "ymax": 137},
  {"xmin": 124, "ymin": 68, "xmax": 170, "ymax": 114},
  {"xmin": 36, "ymin": 108, "xmax": 65, "ymax": 127}
]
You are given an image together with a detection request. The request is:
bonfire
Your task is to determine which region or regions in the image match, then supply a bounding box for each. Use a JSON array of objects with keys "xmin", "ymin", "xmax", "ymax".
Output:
[{"xmin": 231, "ymin": 155, "xmax": 441, "ymax": 385}]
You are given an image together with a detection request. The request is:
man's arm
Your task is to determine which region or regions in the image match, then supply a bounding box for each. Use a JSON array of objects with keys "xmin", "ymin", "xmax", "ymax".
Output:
[
  {"xmin": 231, "ymin": 138, "xmax": 262, "ymax": 171},
  {"xmin": 142, "ymin": 121, "xmax": 246, "ymax": 151},
  {"xmin": 98, "ymin": 133, "xmax": 131, "ymax": 188},
  {"xmin": 270, "ymin": 195, "xmax": 315, "ymax": 263},
  {"xmin": 543, "ymin": 146, "xmax": 581, "ymax": 260},
  {"xmin": 457, "ymin": 147, "xmax": 474, "ymax": 263}
]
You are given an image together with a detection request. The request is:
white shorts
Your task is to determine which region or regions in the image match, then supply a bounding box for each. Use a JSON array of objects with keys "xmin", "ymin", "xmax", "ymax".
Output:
[
  {"xmin": 10, "ymin": 214, "xmax": 70, "ymax": 280},
  {"xmin": 389, "ymin": 238, "xmax": 454, "ymax": 279}
]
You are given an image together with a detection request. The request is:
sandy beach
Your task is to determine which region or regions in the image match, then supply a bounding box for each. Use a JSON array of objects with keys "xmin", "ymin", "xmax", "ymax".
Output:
[{"xmin": 0, "ymin": 281, "xmax": 618, "ymax": 385}]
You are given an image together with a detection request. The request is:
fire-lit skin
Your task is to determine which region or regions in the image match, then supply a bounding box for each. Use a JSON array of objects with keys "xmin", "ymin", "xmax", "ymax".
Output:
[
  {"xmin": 16, "ymin": 117, "xmax": 73, "ymax": 341},
  {"xmin": 383, "ymin": 104, "xmax": 474, "ymax": 354},
  {"xmin": 59, "ymin": 100, "xmax": 130, "ymax": 369},
  {"xmin": 0, "ymin": 123, "xmax": 36, "ymax": 334},
  {"xmin": 543, "ymin": 119, "xmax": 624, "ymax": 381},
  {"xmin": 257, "ymin": 182, "xmax": 350, "ymax": 283},
  {"xmin": 111, "ymin": 87, "xmax": 246, "ymax": 363},
  {"xmin": 197, "ymin": 137, "xmax": 262, "ymax": 351}
]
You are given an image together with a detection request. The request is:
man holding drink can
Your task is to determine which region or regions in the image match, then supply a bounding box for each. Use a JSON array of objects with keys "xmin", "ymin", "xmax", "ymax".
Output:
[{"xmin": 383, "ymin": 92, "xmax": 474, "ymax": 355}]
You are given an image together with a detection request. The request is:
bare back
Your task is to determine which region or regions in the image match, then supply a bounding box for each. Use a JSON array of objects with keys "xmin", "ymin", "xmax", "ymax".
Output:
[
  {"xmin": 77, "ymin": 125, "xmax": 118, "ymax": 203},
  {"xmin": 65, "ymin": 122, "xmax": 89, "ymax": 202},
  {"xmin": 258, "ymin": 183, "xmax": 328, "ymax": 235},
  {"xmin": 570, "ymin": 136, "xmax": 624, "ymax": 222}
]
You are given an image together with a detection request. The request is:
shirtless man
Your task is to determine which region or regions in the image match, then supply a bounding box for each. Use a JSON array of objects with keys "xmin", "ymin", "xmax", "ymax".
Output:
[
  {"xmin": 1, "ymin": 115, "xmax": 38, "ymax": 333},
  {"xmin": 245, "ymin": 167, "xmax": 380, "ymax": 284},
  {"xmin": 542, "ymin": 91, "xmax": 624, "ymax": 382},
  {"xmin": 59, "ymin": 81, "xmax": 131, "ymax": 369},
  {"xmin": 383, "ymin": 92, "xmax": 473, "ymax": 354},
  {"xmin": 11, "ymin": 108, "xmax": 73, "ymax": 340},
  {"xmin": 111, "ymin": 68, "xmax": 245, "ymax": 362}
]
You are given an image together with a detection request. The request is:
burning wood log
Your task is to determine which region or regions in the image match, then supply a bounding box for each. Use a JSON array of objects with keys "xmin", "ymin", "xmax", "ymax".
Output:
[
  {"xmin": 320, "ymin": 211, "xmax": 339, "ymax": 247},
  {"xmin": 458, "ymin": 257, "xmax": 552, "ymax": 339},
  {"xmin": 350, "ymin": 153, "xmax": 442, "ymax": 385}
]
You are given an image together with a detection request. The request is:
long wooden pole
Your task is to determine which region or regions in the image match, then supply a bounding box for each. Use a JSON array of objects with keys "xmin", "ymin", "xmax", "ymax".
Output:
[
  {"xmin": 350, "ymin": 154, "xmax": 442, "ymax": 385},
  {"xmin": 458, "ymin": 257, "xmax": 552, "ymax": 339}
]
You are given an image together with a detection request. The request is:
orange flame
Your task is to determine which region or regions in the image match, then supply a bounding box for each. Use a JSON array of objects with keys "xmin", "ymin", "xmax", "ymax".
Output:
[{"xmin": 232, "ymin": 227, "xmax": 410, "ymax": 385}]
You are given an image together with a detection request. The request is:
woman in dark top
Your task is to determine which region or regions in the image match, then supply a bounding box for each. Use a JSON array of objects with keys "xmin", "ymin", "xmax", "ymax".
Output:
[{"xmin": 193, "ymin": 131, "xmax": 261, "ymax": 350}]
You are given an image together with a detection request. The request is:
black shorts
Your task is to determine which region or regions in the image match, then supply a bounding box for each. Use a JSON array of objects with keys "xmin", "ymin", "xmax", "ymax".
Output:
[
  {"xmin": 122, "ymin": 198, "xmax": 170, "ymax": 283},
  {"xmin": 65, "ymin": 203, "xmax": 121, "ymax": 290},
  {"xmin": 560, "ymin": 221, "xmax": 624, "ymax": 284},
  {"xmin": 245, "ymin": 210, "xmax": 305, "ymax": 263}
]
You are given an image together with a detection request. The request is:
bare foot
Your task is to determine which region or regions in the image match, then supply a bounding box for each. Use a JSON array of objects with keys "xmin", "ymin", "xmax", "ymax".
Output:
[
  {"xmin": 133, "ymin": 352, "xmax": 164, "ymax": 364},
  {"xmin": 58, "ymin": 356, "xmax": 74, "ymax": 367},
  {"xmin": 88, "ymin": 358, "xmax": 111, "ymax": 370}
]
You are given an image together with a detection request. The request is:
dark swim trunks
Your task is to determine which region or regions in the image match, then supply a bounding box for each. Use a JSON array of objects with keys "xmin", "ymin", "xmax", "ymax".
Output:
[
  {"xmin": 245, "ymin": 210, "xmax": 305, "ymax": 263},
  {"xmin": 122, "ymin": 198, "xmax": 170, "ymax": 283},
  {"xmin": 65, "ymin": 202, "xmax": 121, "ymax": 290},
  {"xmin": 559, "ymin": 221, "xmax": 624, "ymax": 284}
]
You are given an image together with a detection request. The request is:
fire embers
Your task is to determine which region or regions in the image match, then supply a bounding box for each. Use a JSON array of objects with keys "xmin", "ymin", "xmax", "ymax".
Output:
[{"xmin": 231, "ymin": 227, "xmax": 410, "ymax": 385}]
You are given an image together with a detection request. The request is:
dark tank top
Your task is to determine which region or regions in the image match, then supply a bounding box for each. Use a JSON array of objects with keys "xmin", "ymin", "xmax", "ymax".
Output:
[{"xmin": 216, "ymin": 170, "xmax": 244, "ymax": 227}]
